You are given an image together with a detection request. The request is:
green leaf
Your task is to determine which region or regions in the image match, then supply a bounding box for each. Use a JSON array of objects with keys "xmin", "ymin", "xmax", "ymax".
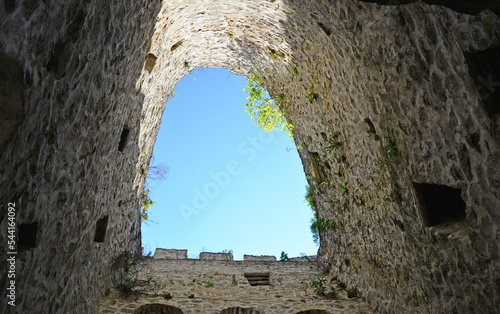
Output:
[{"xmin": 243, "ymin": 75, "xmax": 294, "ymax": 138}]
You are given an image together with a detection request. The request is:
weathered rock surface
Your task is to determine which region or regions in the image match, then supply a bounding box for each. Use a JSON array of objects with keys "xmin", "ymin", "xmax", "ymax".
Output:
[{"xmin": 98, "ymin": 256, "xmax": 372, "ymax": 313}]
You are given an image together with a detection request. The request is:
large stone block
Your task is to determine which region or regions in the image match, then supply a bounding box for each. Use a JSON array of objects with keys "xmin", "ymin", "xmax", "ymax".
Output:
[
  {"xmin": 200, "ymin": 252, "xmax": 233, "ymax": 261},
  {"xmin": 153, "ymin": 248, "xmax": 188, "ymax": 260},
  {"xmin": 243, "ymin": 255, "xmax": 277, "ymax": 261}
]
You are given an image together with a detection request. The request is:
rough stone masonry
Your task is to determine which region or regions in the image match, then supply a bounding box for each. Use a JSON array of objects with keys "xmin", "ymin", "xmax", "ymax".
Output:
[
  {"xmin": 98, "ymin": 249, "xmax": 373, "ymax": 313},
  {"xmin": 1, "ymin": 0, "xmax": 500, "ymax": 313}
]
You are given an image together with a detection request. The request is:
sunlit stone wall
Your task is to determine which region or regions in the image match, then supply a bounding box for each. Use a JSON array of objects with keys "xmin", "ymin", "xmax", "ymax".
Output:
[{"xmin": 98, "ymin": 251, "xmax": 371, "ymax": 313}]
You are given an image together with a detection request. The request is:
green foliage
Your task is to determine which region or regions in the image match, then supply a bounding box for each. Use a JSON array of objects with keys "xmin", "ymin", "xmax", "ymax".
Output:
[
  {"xmin": 385, "ymin": 139, "xmax": 396, "ymax": 157},
  {"xmin": 317, "ymin": 217, "xmax": 335, "ymax": 232},
  {"xmin": 307, "ymin": 184, "xmax": 336, "ymax": 245},
  {"xmin": 308, "ymin": 91, "xmax": 316, "ymax": 103},
  {"xmin": 310, "ymin": 212, "xmax": 319, "ymax": 245},
  {"xmin": 319, "ymin": 176, "xmax": 330, "ymax": 185},
  {"xmin": 162, "ymin": 292, "xmax": 172, "ymax": 300},
  {"xmin": 169, "ymin": 89, "xmax": 176, "ymax": 100},
  {"xmin": 277, "ymin": 277, "xmax": 283, "ymax": 283},
  {"xmin": 280, "ymin": 251, "xmax": 290, "ymax": 261},
  {"xmin": 140, "ymin": 189, "xmax": 154, "ymax": 221},
  {"xmin": 232, "ymin": 275, "xmax": 238, "ymax": 286},
  {"xmin": 117, "ymin": 278, "xmax": 135, "ymax": 295},
  {"xmin": 269, "ymin": 48, "xmax": 286, "ymax": 60},
  {"xmin": 222, "ymin": 249, "xmax": 234, "ymax": 259},
  {"xmin": 305, "ymin": 185, "xmax": 316, "ymax": 210},
  {"xmin": 140, "ymin": 155, "xmax": 169, "ymax": 223},
  {"xmin": 205, "ymin": 281, "xmax": 214, "ymax": 287},
  {"xmin": 342, "ymin": 159, "xmax": 350, "ymax": 168},
  {"xmin": 305, "ymin": 185, "xmax": 320, "ymax": 245},
  {"xmin": 314, "ymin": 154, "xmax": 326, "ymax": 168},
  {"xmin": 115, "ymin": 253, "xmax": 152, "ymax": 296},
  {"xmin": 339, "ymin": 182, "xmax": 347, "ymax": 195},
  {"xmin": 383, "ymin": 179, "xmax": 401, "ymax": 203},
  {"xmin": 312, "ymin": 276, "xmax": 326, "ymax": 296},
  {"xmin": 311, "ymin": 216, "xmax": 335, "ymax": 245},
  {"xmin": 325, "ymin": 131, "xmax": 340, "ymax": 152},
  {"xmin": 326, "ymin": 139, "xmax": 339, "ymax": 152},
  {"xmin": 244, "ymin": 75, "xmax": 294, "ymax": 138},
  {"xmin": 289, "ymin": 66, "xmax": 298, "ymax": 76}
]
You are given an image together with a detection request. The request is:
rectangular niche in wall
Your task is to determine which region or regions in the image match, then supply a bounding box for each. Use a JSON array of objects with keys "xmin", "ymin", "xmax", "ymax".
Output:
[
  {"xmin": 309, "ymin": 152, "xmax": 327, "ymax": 182},
  {"xmin": 18, "ymin": 221, "xmax": 39, "ymax": 250},
  {"xmin": 464, "ymin": 46, "xmax": 500, "ymax": 119},
  {"xmin": 244, "ymin": 272, "xmax": 270, "ymax": 286},
  {"xmin": 93, "ymin": 216, "xmax": 109, "ymax": 243},
  {"xmin": 412, "ymin": 182, "xmax": 466, "ymax": 227},
  {"xmin": 118, "ymin": 127, "xmax": 130, "ymax": 152},
  {"xmin": 0, "ymin": 52, "xmax": 25, "ymax": 152}
]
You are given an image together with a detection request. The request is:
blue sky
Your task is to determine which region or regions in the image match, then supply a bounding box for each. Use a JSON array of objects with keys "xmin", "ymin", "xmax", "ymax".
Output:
[{"xmin": 141, "ymin": 68, "xmax": 317, "ymax": 260}]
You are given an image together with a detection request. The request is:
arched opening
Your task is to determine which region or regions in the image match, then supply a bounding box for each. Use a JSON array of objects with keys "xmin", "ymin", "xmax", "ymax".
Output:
[
  {"xmin": 220, "ymin": 307, "xmax": 263, "ymax": 314},
  {"xmin": 134, "ymin": 303, "xmax": 183, "ymax": 314},
  {"xmin": 140, "ymin": 68, "xmax": 317, "ymax": 259},
  {"xmin": 134, "ymin": 2, "xmax": 319, "ymax": 261}
]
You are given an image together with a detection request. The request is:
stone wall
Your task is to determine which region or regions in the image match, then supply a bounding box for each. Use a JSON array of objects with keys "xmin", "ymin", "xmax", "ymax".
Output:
[
  {"xmin": 0, "ymin": 0, "xmax": 162, "ymax": 313},
  {"xmin": 98, "ymin": 252, "xmax": 371, "ymax": 313},
  {"xmin": 1, "ymin": 0, "xmax": 500, "ymax": 313}
]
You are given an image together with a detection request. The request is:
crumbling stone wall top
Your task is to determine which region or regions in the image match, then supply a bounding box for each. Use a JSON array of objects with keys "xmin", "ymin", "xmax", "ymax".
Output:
[
  {"xmin": 153, "ymin": 248, "xmax": 188, "ymax": 260},
  {"xmin": 98, "ymin": 258, "xmax": 371, "ymax": 313},
  {"xmin": 244, "ymin": 255, "xmax": 277, "ymax": 262}
]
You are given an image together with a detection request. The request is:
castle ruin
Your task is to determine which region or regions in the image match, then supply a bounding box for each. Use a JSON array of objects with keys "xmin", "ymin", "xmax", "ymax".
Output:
[{"xmin": 1, "ymin": 0, "xmax": 500, "ymax": 313}]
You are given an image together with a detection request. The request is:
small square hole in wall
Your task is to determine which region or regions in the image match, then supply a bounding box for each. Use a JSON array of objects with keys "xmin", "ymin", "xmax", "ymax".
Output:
[
  {"xmin": 244, "ymin": 272, "xmax": 270, "ymax": 286},
  {"xmin": 118, "ymin": 127, "xmax": 130, "ymax": 152},
  {"xmin": 4, "ymin": 0, "xmax": 16, "ymax": 13},
  {"xmin": 18, "ymin": 222, "xmax": 39, "ymax": 250},
  {"xmin": 144, "ymin": 52, "xmax": 157, "ymax": 73},
  {"xmin": 93, "ymin": 216, "xmax": 109, "ymax": 243},
  {"xmin": 464, "ymin": 47, "xmax": 500, "ymax": 119},
  {"xmin": 413, "ymin": 183, "xmax": 466, "ymax": 227}
]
